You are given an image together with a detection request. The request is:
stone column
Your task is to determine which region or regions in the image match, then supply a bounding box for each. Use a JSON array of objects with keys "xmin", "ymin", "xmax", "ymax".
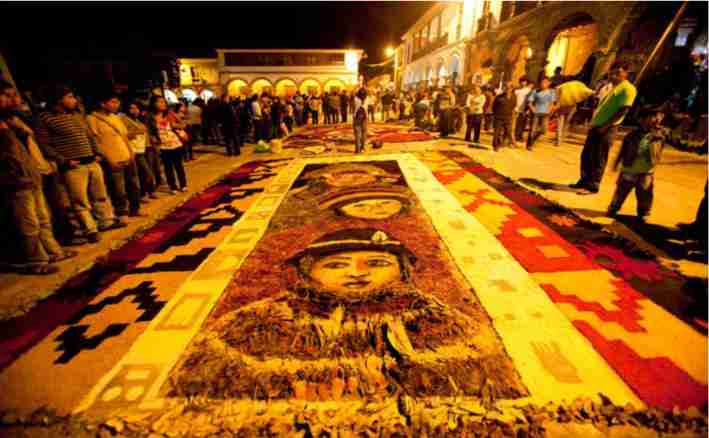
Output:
[{"xmin": 525, "ymin": 52, "xmax": 548, "ymax": 84}]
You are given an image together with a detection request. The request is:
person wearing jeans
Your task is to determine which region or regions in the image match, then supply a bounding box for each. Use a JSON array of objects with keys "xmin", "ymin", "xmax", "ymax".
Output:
[
  {"xmin": 149, "ymin": 96, "xmax": 187, "ymax": 194},
  {"xmin": 526, "ymin": 77, "xmax": 557, "ymax": 150},
  {"xmin": 36, "ymin": 85, "xmax": 122, "ymax": 242},
  {"xmin": 122, "ymin": 102, "xmax": 156, "ymax": 199},
  {"xmin": 571, "ymin": 62, "xmax": 637, "ymax": 193},
  {"xmin": 465, "ymin": 85, "xmax": 485, "ymax": 144},
  {"xmin": 87, "ymin": 91, "xmax": 142, "ymax": 217},
  {"xmin": 0, "ymin": 82, "xmax": 78, "ymax": 274}
]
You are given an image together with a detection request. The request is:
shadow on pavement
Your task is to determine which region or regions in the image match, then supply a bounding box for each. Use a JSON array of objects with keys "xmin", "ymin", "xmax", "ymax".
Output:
[{"xmin": 519, "ymin": 178, "xmax": 581, "ymax": 193}]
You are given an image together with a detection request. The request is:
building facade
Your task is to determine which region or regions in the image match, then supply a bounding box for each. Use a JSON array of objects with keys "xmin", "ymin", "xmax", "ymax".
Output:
[
  {"xmin": 177, "ymin": 49, "xmax": 362, "ymax": 101},
  {"xmin": 397, "ymin": 1, "xmax": 707, "ymax": 91},
  {"xmin": 396, "ymin": 1, "xmax": 501, "ymax": 90}
]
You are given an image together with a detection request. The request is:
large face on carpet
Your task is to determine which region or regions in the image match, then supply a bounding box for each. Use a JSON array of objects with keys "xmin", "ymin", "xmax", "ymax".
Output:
[{"xmin": 166, "ymin": 159, "xmax": 528, "ymax": 402}]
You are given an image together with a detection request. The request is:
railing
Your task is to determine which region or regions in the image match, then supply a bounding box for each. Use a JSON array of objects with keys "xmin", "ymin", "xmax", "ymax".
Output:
[{"xmin": 411, "ymin": 35, "xmax": 449, "ymax": 63}]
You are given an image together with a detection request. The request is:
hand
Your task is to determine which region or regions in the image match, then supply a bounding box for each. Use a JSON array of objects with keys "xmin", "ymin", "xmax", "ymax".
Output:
[
  {"xmin": 596, "ymin": 124, "xmax": 611, "ymax": 134},
  {"xmin": 531, "ymin": 341, "xmax": 582, "ymax": 384}
]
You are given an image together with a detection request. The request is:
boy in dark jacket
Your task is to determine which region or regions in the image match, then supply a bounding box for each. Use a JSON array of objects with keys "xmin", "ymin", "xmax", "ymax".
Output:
[
  {"xmin": 0, "ymin": 81, "xmax": 77, "ymax": 274},
  {"xmin": 607, "ymin": 107, "xmax": 666, "ymax": 221}
]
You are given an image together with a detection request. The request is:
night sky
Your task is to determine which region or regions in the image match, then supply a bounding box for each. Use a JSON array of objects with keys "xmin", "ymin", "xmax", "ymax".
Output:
[{"xmin": 3, "ymin": 1, "xmax": 431, "ymax": 86}]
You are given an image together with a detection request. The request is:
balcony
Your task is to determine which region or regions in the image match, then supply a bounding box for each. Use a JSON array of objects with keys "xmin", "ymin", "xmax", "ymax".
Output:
[{"xmin": 411, "ymin": 35, "xmax": 449, "ymax": 63}]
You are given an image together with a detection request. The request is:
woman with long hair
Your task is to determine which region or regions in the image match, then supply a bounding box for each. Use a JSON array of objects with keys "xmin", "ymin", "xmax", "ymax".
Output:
[{"xmin": 147, "ymin": 95, "xmax": 187, "ymax": 194}]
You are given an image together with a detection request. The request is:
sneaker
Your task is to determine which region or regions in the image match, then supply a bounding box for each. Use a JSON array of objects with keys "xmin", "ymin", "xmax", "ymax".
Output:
[
  {"xmin": 569, "ymin": 181, "xmax": 587, "ymax": 189},
  {"xmin": 100, "ymin": 220, "xmax": 128, "ymax": 231},
  {"xmin": 23, "ymin": 264, "xmax": 60, "ymax": 275},
  {"xmin": 170, "ymin": 189, "xmax": 178, "ymax": 195},
  {"xmin": 87, "ymin": 233, "xmax": 100, "ymax": 243},
  {"xmin": 179, "ymin": 187, "xmax": 188, "ymax": 192}
]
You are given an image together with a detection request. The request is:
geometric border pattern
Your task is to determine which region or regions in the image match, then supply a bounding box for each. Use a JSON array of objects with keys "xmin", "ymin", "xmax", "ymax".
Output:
[{"xmin": 76, "ymin": 153, "xmax": 640, "ymax": 414}]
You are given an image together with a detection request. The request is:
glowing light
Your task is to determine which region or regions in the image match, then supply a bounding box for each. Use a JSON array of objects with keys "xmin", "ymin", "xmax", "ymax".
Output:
[
  {"xmin": 345, "ymin": 51, "xmax": 359, "ymax": 72},
  {"xmin": 385, "ymin": 46, "xmax": 395, "ymax": 58},
  {"xmin": 525, "ymin": 47, "xmax": 533, "ymax": 59}
]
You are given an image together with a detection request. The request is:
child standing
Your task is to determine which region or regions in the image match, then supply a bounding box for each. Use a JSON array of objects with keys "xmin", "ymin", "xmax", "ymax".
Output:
[{"xmin": 607, "ymin": 107, "xmax": 666, "ymax": 221}]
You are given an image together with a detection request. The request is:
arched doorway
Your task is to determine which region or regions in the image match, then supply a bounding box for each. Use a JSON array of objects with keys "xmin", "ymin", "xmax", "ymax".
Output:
[
  {"xmin": 299, "ymin": 78, "xmax": 322, "ymax": 96},
  {"xmin": 227, "ymin": 79, "xmax": 249, "ymax": 98},
  {"xmin": 449, "ymin": 54, "xmax": 461, "ymax": 85},
  {"xmin": 436, "ymin": 58, "xmax": 447, "ymax": 87},
  {"xmin": 545, "ymin": 13, "xmax": 599, "ymax": 78},
  {"xmin": 274, "ymin": 78, "xmax": 297, "ymax": 97},
  {"xmin": 181, "ymin": 88, "xmax": 197, "ymax": 102},
  {"xmin": 163, "ymin": 89, "xmax": 179, "ymax": 105},
  {"xmin": 506, "ymin": 36, "xmax": 532, "ymax": 84},
  {"xmin": 200, "ymin": 88, "xmax": 215, "ymax": 101},
  {"xmin": 426, "ymin": 65, "xmax": 433, "ymax": 85},
  {"xmin": 251, "ymin": 78, "xmax": 273, "ymax": 97},
  {"xmin": 324, "ymin": 78, "xmax": 346, "ymax": 93}
]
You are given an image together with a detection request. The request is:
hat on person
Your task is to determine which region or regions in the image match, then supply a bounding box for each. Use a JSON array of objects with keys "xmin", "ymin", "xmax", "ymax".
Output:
[
  {"xmin": 317, "ymin": 186, "xmax": 410, "ymax": 211},
  {"xmin": 287, "ymin": 228, "xmax": 417, "ymax": 267}
]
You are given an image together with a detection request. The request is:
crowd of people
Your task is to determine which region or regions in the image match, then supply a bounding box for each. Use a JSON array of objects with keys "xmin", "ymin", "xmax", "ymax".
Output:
[
  {"xmin": 0, "ymin": 81, "xmax": 205, "ymax": 274},
  {"xmin": 1, "ymin": 57, "xmax": 706, "ymax": 274}
]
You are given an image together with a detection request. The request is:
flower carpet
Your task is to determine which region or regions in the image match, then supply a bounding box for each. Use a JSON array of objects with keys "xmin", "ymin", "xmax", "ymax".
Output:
[{"xmin": 0, "ymin": 141, "xmax": 705, "ymax": 436}]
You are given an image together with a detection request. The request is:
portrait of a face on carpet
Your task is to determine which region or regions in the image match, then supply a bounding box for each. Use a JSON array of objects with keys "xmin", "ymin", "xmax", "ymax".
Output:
[{"xmin": 166, "ymin": 159, "xmax": 528, "ymax": 402}]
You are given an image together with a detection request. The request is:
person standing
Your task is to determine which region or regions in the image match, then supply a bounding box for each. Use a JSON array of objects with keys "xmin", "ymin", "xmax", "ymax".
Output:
[
  {"xmin": 271, "ymin": 96, "xmax": 284, "ymax": 139},
  {"xmin": 87, "ymin": 91, "xmax": 142, "ymax": 217},
  {"xmin": 122, "ymin": 101, "xmax": 157, "ymax": 200},
  {"xmin": 328, "ymin": 91, "xmax": 340, "ymax": 124},
  {"xmin": 492, "ymin": 83, "xmax": 517, "ymax": 151},
  {"xmin": 293, "ymin": 93, "xmax": 304, "ymax": 126},
  {"xmin": 353, "ymin": 88, "xmax": 369, "ymax": 154},
  {"xmin": 437, "ymin": 86, "xmax": 455, "ymax": 138},
  {"xmin": 367, "ymin": 91, "xmax": 376, "ymax": 123},
  {"xmin": 465, "ymin": 85, "xmax": 485, "ymax": 144},
  {"xmin": 340, "ymin": 90, "xmax": 349, "ymax": 123},
  {"xmin": 308, "ymin": 93, "xmax": 322, "ymax": 127},
  {"xmin": 218, "ymin": 95, "xmax": 241, "ymax": 156},
  {"xmin": 186, "ymin": 100, "xmax": 202, "ymax": 153},
  {"xmin": 482, "ymin": 86, "xmax": 495, "ymax": 132},
  {"xmin": 0, "ymin": 81, "xmax": 78, "ymax": 274},
  {"xmin": 607, "ymin": 107, "xmax": 666, "ymax": 221},
  {"xmin": 251, "ymin": 94, "xmax": 263, "ymax": 142},
  {"xmin": 514, "ymin": 77, "xmax": 532, "ymax": 144},
  {"xmin": 526, "ymin": 77, "xmax": 557, "ymax": 150},
  {"xmin": 148, "ymin": 95, "xmax": 187, "ymax": 194},
  {"xmin": 381, "ymin": 90, "xmax": 393, "ymax": 122},
  {"xmin": 571, "ymin": 62, "xmax": 637, "ymax": 193},
  {"xmin": 36, "ymin": 86, "xmax": 123, "ymax": 243}
]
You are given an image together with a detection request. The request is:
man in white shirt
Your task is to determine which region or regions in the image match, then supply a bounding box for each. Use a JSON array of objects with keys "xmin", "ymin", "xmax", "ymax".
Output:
[
  {"xmin": 465, "ymin": 85, "xmax": 485, "ymax": 144},
  {"xmin": 514, "ymin": 77, "xmax": 533, "ymax": 142}
]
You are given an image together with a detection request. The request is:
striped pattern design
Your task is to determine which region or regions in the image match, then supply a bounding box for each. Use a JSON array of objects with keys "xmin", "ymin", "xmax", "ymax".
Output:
[{"xmin": 36, "ymin": 112, "xmax": 94, "ymax": 160}]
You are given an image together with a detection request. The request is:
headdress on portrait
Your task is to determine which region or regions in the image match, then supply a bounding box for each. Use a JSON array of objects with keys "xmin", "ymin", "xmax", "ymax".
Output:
[
  {"xmin": 301, "ymin": 163, "xmax": 400, "ymax": 187},
  {"xmin": 317, "ymin": 185, "xmax": 412, "ymax": 217},
  {"xmin": 287, "ymin": 228, "xmax": 416, "ymax": 280}
]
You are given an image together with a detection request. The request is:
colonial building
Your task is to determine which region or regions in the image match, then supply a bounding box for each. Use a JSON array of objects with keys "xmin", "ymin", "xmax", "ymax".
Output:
[
  {"xmin": 177, "ymin": 49, "xmax": 363, "ymax": 101},
  {"xmin": 396, "ymin": 1, "xmax": 500, "ymax": 90},
  {"xmin": 397, "ymin": 1, "xmax": 707, "ymax": 90}
]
